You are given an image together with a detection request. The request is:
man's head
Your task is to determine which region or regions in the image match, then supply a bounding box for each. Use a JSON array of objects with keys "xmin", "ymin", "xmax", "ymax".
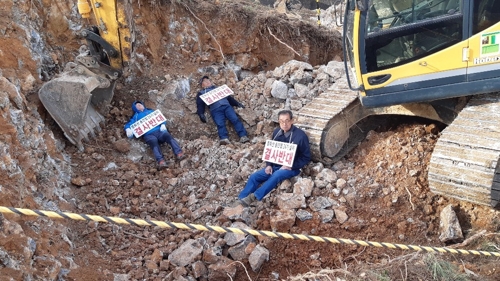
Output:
[
  {"xmin": 132, "ymin": 101, "xmax": 145, "ymax": 113},
  {"xmin": 200, "ymin": 75, "xmax": 212, "ymax": 89},
  {"xmin": 278, "ymin": 110, "xmax": 294, "ymax": 132}
]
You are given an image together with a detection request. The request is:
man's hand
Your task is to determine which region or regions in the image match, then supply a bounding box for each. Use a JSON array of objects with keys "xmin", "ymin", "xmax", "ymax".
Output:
[
  {"xmin": 280, "ymin": 166, "xmax": 292, "ymax": 170},
  {"xmin": 199, "ymin": 114, "xmax": 207, "ymax": 123},
  {"xmin": 125, "ymin": 128, "xmax": 134, "ymax": 138},
  {"xmin": 160, "ymin": 124, "xmax": 167, "ymax": 131},
  {"xmin": 237, "ymin": 103, "xmax": 245, "ymax": 109},
  {"xmin": 265, "ymin": 166, "xmax": 273, "ymax": 175}
]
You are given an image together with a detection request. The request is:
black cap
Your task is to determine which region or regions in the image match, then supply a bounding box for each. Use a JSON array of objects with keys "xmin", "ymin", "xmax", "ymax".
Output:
[{"xmin": 199, "ymin": 75, "xmax": 209, "ymax": 85}]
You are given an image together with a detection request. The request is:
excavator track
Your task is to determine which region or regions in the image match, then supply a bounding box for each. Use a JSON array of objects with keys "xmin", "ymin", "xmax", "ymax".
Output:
[
  {"xmin": 429, "ymin": 93, "xmax": 500, "ymax": 209},
  {"xmin": 295, "ymin": 81, "xmax": 361, "ymax": 164}
]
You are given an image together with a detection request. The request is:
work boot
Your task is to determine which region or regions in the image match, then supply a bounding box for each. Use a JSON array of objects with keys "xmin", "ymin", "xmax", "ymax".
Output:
[
  {"xmin": 157, "ymin": 160, "xmax": 169, "ymax": 170},
  {"xmin": 240, "ymin": 193, "xmax": 256, "ymax": 207},
  {"xmin": 176, "ymin": 152, "xmax": 185, "ymax": 161},
  {"xmin": 219, "ymin": 138, "xmax": 231, "ymax": 145},
  {"xmin": 239, "ymin": 136, "xmax": 249, "ymax": 143}
]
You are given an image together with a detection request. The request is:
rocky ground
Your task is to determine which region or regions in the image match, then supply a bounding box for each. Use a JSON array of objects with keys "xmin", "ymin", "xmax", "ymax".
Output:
[{"xmin": 0, "ymin": 1, "xmax": 499, "ymax": 281}]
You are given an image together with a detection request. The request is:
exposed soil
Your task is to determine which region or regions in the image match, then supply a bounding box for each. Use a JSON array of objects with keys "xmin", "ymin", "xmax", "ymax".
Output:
[{"xmin": 0, "ymin": 1, "xmax": 499, "ymax": 281}]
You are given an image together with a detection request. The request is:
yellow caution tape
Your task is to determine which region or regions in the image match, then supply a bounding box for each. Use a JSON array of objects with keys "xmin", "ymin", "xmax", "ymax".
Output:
[
  {"xmin": 1, "ymin": 206, "xmax": 499, "ymax": 257},
  {"xmin": 316, "ymin": 0, "xmax": 321, "ymax": 26}
]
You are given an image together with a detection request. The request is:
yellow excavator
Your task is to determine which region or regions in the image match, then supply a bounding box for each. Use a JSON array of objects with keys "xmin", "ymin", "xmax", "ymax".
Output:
[
  {"xmin": 38, "ymin": 0, "xmax": 132, "ymax": 151},
  {"xmin": 296, "ymin": 0, "xmax": 500, "ymax": 208}
]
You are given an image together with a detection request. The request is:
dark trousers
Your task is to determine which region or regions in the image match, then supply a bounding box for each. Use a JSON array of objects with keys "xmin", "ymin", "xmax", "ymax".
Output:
[
  {"xmin": 211, "ymin": 105, "xmax": 247, "ymax": 139},
  {"xmin": 238, "ymin": 166, "xmax": 300, "ymax": 200},
  {"xmin": 143, "ymin": 130, "xmax": 182, "ymax": 162}
]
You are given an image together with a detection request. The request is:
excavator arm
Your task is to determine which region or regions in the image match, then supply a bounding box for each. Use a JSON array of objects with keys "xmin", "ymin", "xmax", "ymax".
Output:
[
  {"xmin": 77, "ymin": 0, "xmax": 131, "ymax": 69},
  {"xmin": 39, "ymin": 0, "xmax": 132, "ymax": 151}
]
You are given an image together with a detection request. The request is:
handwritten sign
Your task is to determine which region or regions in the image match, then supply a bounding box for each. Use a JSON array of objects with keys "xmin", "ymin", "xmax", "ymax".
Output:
[
  {"xmin": 130, "ymin": 110, "xmax": 166, "ymax": 138},
  {"xmin": 199, "ymin": 84, "xmax": 234, "ymax": 105},
  {"xmin": 262, "ymin": 140, "xmax": 297, "ymax": 167}
]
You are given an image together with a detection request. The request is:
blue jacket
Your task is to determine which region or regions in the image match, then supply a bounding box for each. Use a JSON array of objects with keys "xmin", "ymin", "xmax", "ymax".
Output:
[
  {"xmin": 196, "ymin": 85, "xmax": 241, "ymax": 115},
  {"xmin": 267, "ymin": 125, "xmax": 311, "ymax": 170},
  {"xmin": 124, "ymin": 101, "xmax": 166, "ymax": 137}
]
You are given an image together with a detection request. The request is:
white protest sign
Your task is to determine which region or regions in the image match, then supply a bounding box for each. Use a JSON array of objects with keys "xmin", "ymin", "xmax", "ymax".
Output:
[
  {"xmin": 261, "ymin": 140, "xmax": 297, "ymax": 167},
  {"xmin": 130, "ymin": 109, "xmax": 166, "ymax": 138},
  {"xmin": 199, "ymin": 84, "xmax": 234, "ymax": 105}
]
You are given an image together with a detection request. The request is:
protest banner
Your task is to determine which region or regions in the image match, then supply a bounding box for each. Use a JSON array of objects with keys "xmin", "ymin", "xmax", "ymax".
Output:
[
  {"xmin": 130, "ymin": 110, "xmax": 166, "ymax": 138},
  {"xmin": 262, "ymin": 140, "xmax": 297, "ymax": 167},
  {"xmin": 199, "ymin": 84, "xmax": 234, "ymax": 105}
]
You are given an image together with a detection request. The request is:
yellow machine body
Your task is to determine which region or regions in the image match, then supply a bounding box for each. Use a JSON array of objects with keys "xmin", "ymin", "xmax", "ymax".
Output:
[
  {"xmin": 297, "ymin": 0, "xmax": 500, "ymax": 208},
  {"xmin": 39, "ymin": 0, "xmax": 132, "ymax": 151}
]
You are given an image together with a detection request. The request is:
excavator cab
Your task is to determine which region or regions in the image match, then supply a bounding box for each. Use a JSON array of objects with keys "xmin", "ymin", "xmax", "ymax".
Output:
[
  {"xmin": 38, "ymin": 0, "xmax": 131, "ymax": 151},
  {"xmin": 340, "ymin": 0, "xmax": 500, "ymax": 208},
  {"xmin": 344, "ymin": 0, "xmax": 500, "ymax": 106}
]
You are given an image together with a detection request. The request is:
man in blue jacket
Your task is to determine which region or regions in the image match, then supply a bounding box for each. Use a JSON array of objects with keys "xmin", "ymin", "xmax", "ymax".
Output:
[
  {"xmin": 196, "ymin": 76, "xmax": 249, "ymax": 145},
  {"xmin": 238, "ymin": 110, "xmax": 311, "ymax": 206},
  {"xmin": 124, "ymin": 101, "xmax": 184, "ymax": 170}
]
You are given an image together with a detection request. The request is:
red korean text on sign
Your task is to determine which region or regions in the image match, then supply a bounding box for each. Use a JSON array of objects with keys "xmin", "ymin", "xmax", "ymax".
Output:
[
  {"xmin": 277, "ymin": 150, "xmax": 285, "ymax": 164},
  {"xmin": 263, "ymin": 148, "xmax": 272, "ymax": 161},
  {"xmin": 155, "ymin": 114, "xmax": 165, "ymax": 122},
  {"xmin": 134, "ymin": 127, "xmax": 144, "ymax": 136},
  {"xmin": 284, "ymin": 152, "xmax": 294, "ymax": 166},
  {"xmin": 270, "ymin": 150, "xmax": 278, "ymax": 162}
]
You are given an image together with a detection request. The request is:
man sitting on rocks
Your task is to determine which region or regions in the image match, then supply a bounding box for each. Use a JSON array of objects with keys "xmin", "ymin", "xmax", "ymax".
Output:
[
  {"xmin": 124, "ymin": 101, "xmax": 184, "ymax": 170},
  {"xmin": 238, "ymin": 110, "xmax": 311, "ymax": 206},
  {"xmin": 196, "ymin": 75, "xmax": 249, "ymax": 145}
]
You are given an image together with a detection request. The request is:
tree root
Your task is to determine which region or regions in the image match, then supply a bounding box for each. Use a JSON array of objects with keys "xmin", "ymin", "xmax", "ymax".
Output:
[
  {"xmin": 448, "ymin": 230, "xmax": 486, "ymax": 249},
  {"xmin": 288, "ymin": 268, "xmax": 355, "ymax": 280},
  {"xmin": 180, "ymin": 2, "xmax": 226, "ymax": 63},
  {"xmin": 267, "ymin": 26, "xmax": 301, "ymax": 57},
  {"xmin": 228, "ymin": 261, "xmax": 252, "ymax": 281},
  {"xmin": 404, "ymin": 186, "xmax": 415, "ymax": 210}
]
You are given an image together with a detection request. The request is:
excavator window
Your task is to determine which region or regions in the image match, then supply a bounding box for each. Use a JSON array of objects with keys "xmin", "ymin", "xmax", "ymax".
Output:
[
  {"xmin": 473, "ymin": 0, "xmax": 500, "ymax": 34},
  {"xmin": 364, "ymin": 0, "xmax": 462, "ymax": 72},
  {"xmin": 345, "ymin": 0, "xmax": 356, "ymax": 69},
  {"xmin": 366, "ymin": 0, "xmax": 461, "ymax": 32}
]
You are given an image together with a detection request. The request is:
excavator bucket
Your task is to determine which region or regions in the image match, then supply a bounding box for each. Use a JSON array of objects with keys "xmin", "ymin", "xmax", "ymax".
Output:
[{"xmin": 39, "ymin": 62, "xmax": 115, "ymax": 151}]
